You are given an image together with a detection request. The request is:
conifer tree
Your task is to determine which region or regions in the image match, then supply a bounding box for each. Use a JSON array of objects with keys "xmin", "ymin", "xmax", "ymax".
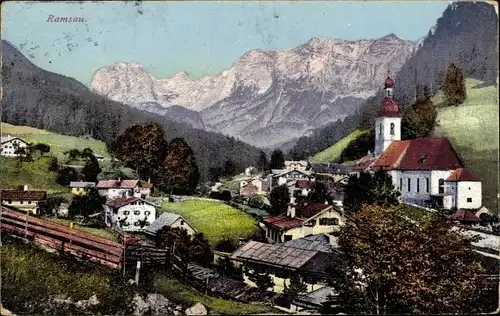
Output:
[{"xmin": 443, "ymin": 63, "xmax": 467, "ymax": 106}]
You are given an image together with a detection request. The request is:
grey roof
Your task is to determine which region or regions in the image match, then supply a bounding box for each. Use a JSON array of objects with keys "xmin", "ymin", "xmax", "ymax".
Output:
[
  {"xmin": 1, "ymin": 135, "xmax": 26, "ymax": 144},
  {"xmin": 69, "ymin": 181, "xmax": 96, "ymax": 188},
  {"xmin": 144, "ymin": 212, "xmax": 182, "ymax": 235},
  {"xmin": 310, "ymin": 163, "xmax": 350, "ymax": 175},
  {"xmin": 295, "ymin": 286, "xmax": 337, "ymax": 307},
  {"xmin": 231, "ymin": 241, "xmax": 319, "ymax": 270},
  {"xmin": 282, "ymin": 234, "xmax": 338, "ymax": 253}
]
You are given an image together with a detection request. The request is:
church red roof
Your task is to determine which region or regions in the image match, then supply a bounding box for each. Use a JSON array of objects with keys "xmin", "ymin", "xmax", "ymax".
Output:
[
  {"xmin": 380, "ymin": 98, "xmax": 400, "ymax": 117},
  {"xmin": 446, "ymin": 168, "xmax": 480, "ymax": 182},
  {"xmin": 385, "ymin": 76, "xmax": 395, "ymax": 88},
  {"xmin": 372, "ymin": 137, "xmax": 463, "ymax": 171}
]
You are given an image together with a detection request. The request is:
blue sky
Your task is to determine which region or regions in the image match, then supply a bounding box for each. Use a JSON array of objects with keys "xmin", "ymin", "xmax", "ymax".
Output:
[{"xmin": 1, "ymin": 1, "xmax": 449, "ymax": 86}]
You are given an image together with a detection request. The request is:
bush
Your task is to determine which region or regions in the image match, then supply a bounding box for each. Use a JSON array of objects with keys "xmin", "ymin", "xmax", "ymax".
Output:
[
  {"xmin": 219, "ymin": 190, "xmax": 232, "ymax": 201},
  {"xmin": 215, "ymin": 238, "xmax": 238, "ymax": 253}
]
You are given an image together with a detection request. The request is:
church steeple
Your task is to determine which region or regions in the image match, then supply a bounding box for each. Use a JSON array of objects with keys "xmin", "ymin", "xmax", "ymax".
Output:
[{"xmin": 375, "ymin": 76, "xmax": 401, "ymax": 156}]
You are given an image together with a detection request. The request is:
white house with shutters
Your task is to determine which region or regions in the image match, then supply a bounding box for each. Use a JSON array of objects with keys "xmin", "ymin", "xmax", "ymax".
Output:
[
  {"xmin": 104, "ymin": 196, "xmax": 157, "ymax": 232},
  {"xmin": 1, "ymin": 135, "xmax": 28, "ymax": 158}
]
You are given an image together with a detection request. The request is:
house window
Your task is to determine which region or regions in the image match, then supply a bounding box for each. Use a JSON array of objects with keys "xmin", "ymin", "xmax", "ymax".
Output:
[
  {"xmin": 390, "ymin": 123, "xmax": 395, "ymax": 135},
  {"xmin": 134, "ymin": 210, "xmax": 141, "ymax": 215},
  {"xmin": 416, "ymin": 178, "xmax": 420, "ymax": 193},
  {"xmin": 145, "ymin": 221, "xmax": 150, "ymax": 226},
  {"xmin": 123, "ymin": 210, "xmax": 130, "ymax": 215},
  {"xmin": 123, "ymin": 222, "xmax": 130, "ymax": 227},
  {"xmin": 426, "ymin": 178, "xmax": 430, "ymax": 193},
  {"xmin": 8, "ymin": 200, "xmax": 12, "ymax": 204},
  {"xmin": 181, "ymin": 220, "xmax": 185, "ymax": 225},
  {"xmin": 438, "ymin": 179, "xmax": 444, "ymax": 194},
  {"xmin": 319, "ymin": 218, "xmax": 339, "ymax": 226},
  {"xmin": 379, "ymin": 123, "xmax": 382, "ymax": 135},
  {"xmin": 407, "ymin": 178, "xmax": 411, "ymax": 192},
  {"xmin": 145, "ymin": 211, "xmax": 150, "ymax": 216},
  {"xmin": 20, "ymin": 201, "xmax": 24, "ymax": 204},
  {"xmin": 139, "ymin": 202, "xmax": 144, "ymax": 205},
  {"xmin": 134, "ymin": 222, "xmax": 140, "ymax": 227},
  {"xmin": 467, "ymin": 198, "xmax": 472, "ymax": 203},
  {"xmin": 284, "ymin": 235, "xmax": 292, "ymax": 242}
]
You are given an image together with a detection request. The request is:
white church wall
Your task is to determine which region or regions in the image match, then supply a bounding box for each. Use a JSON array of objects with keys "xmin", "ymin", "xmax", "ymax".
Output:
[
  {"xmin": 430, "ymin": 170, "xmax": 454, "ymax": 195},
  {"xmin": 456, "ymin": 181, "xmax": 482, "ymax": 209},
  {"xmin": 399, "ymin": 171, "xmax": 432, "ymax": 204}
]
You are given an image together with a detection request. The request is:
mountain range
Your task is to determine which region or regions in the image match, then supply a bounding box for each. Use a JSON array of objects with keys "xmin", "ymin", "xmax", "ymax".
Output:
[{"xmin": 90, "ymin": 34, "xmax": 416, "ymax": 148}]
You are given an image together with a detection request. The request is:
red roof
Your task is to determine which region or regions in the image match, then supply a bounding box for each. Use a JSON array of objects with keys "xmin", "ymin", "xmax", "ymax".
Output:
[
  {"xmin": 105, "ymin": 196, "xmax": 140, "ymax": 209},
  {"xmin": 385, "ymin": 76, "xmax": 395, "ymax": 88},
  {"xmin": 373, "ymin": 137, "xmax": 462, "ymax": 171},
  {"xmin": 263, "ymin": 202, "xmax": 332, "ymax": 231},
  {"xmin": 263, "ymin": 215, "xmax": 303, "ymax": 230},
  {"xmin": 296, "ymin": 180, "xmax": 315, "ymax": 189},
  {"xmin": 380, "ymin": 98, "xmax": 400, "ymax": 117},
  {"xmin": 352, "ymin": 154, "xmax": 378, "ymax": 172},
  {"xmin": 448, "ymin": 209, "xmax": 480, "ymax": 222},
  {"xmin": 96, "ymin": 180, "xmax": 139, "ymax": 189},
  {"xmin": 446, "ymin": 168, "xmax": 480, "ymax": 182},
  {"xmin": 1, "ymin": 190, "xmax": 46, "ymax": 201}
]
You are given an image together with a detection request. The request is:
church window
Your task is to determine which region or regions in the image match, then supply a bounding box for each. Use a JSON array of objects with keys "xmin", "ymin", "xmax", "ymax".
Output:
[
  {"xmin": 407, "ymin": 178, "xmax": 411, "ymax": 192},
  {"xmin": 417, "ymin": 178, "xmax": 420, "ymax": 193},
  {"xmin": 399, "ymin": 178, "xmax": 403, "ymax": 191},
  {"xmin": 390, "ymin": 123, "xmax": 395, "ymax": 135},
  {"xmin": 438, "ymin": 179, "xmax": 445, "ymax": 194},
  {"xmin": 426, "ymin": 178, "xmax": 430, "ymax": 193}
]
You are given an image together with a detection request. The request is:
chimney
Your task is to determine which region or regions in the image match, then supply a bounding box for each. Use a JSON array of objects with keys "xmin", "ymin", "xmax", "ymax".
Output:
[
  {"xmin": 287, "ymin": 204, "xmax": 296, "ymax": 218},
  {"xmin": 23, "ymin": 184, "xmax": 29, "ymax": 191},
  {"xmin": 148, "ymin": 177, "xmax": 151, "ymax": 183},
  {"xmin": 325, "ymin": 200, "xmax": 329, "ymax": 205}
]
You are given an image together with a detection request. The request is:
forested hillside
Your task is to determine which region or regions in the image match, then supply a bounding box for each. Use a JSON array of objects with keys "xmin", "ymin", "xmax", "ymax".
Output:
[{"xmin": 1, "ymin": 40, "xmax": 262, "ymax": 180}]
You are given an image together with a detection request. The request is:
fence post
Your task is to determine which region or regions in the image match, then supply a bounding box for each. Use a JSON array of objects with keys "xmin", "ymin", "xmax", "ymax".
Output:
[{"xmin": 135, "ymin": 260, "xmax": 141, "ymax": 285}]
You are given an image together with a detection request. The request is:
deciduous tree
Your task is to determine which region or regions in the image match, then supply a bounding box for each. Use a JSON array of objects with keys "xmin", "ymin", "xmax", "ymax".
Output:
[
  {"xmin": 270, "ymin": 184, "xmax": 290, "ymax": 214},
  {"xmin": 161, "ymin": 138, "xmax": 200, "ymax": 195},
  {"xmin": 68, "ymin": 187, "xmax": 106, "ymax": 221},
  {"xmin": 330, "ymin": 204, "xmax": 497, "ymax": 314}
]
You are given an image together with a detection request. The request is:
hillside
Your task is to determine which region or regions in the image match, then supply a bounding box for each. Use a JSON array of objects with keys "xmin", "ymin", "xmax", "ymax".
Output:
[
  {"xmin": 432, "ymin": 78, "xmax": 499, "ymax": 212},
  {"xmin": 1, "ymin": 122, "xmax": 110, "ymax": 159},
  {"xmin": 1, "ymin": 40, "xmax": 262, "ymax": 181},
  {"xmin": 311, "ymin": 129, "xmax": 369, "ymax": 163}
]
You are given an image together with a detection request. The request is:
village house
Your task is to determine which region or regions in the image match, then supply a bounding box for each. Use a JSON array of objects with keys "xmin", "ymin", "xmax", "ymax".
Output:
[
  {"xmin": 260, "ymin": 198, "xmax": 344, "ymax": 243},
  {"xmin": 1, "ymin": 185, "xmax": 47, "ymax": 215},
  {"xmin": 103, "ymin": 196, "xmax": 157, "ymax": 232},
  {"xmin": 144, "ymin": 212, "xmax": 197, "ymax": 237},
  {"xmin": 69, "ymin": 181, "xmax": 96, "ymax": 195},
  {"xmin": 1, "ymin": 135, "xmax": 28, "ymax": 158},
  {"xmin": 309, "ymin": 163, "xmax": 350, "ymax": 183},
  {"xmin": 269, "ymin": 169, "xmax": 315, "ymax": 192},
  {"xmin": 96, "ymin": 179, "xmax": 152, "ymax": 200},
  {"xmin": 289, "ymin": 179, "xmax": 315, "ymax": 198},
  {"xmin": 290, "ymin": 286, "xmax": 338, "ymax": 313},
  {"xmin": 239, "ymin": 177, "xmax": 270, "ymax": 196},
  {"xmin": 285, "ymin": 160, "xmax": 309, "ymax": 172},
  {"xmin": 230, "ymin": 234, "xmax": 339, "ymax": 294},
  {"xmin": 349, "ymin": 76, "xmax": 483, "ymax": 211},
  {"xmin": 240, "ymin": 183, "xmax": 259, "ymax": 196},
  {"xmin": 245, "ymin": 166, "xmax": 258, "ymax": 176}
]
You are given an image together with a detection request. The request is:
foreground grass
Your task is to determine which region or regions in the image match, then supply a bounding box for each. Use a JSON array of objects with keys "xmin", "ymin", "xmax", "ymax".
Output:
[
  {"xmin": 161, "ymin": 200, "xmax": 257, "ymax": 246},
  {"xmin": 46, "ymin": 217, "xmax": 118, "ymax": 242},
  {"xmin": 1, "ymin": 236, "xmax": 132, "ymax": 315},
  {"xmin": 1, "ymin": 122, "xmax": 110, "ymax": 159},
  {"xmin": 432, "ymin": 79, "xmax": 499, "ymax": 211},
  {"xmin": 0, "ymin": 156, "xmax": 66, "ymax": 193},
  {"xmin": 312, "ymin": 129, "xmax": 370, "ymax": 163},
  {"xmin": 153, "ymin": 274, "xmax": 278, "ymax": 315}
]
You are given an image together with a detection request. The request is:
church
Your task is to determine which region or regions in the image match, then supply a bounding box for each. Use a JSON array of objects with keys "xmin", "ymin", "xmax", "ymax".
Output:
[{"xmin": 350, "ymin": 76, "xmax": 482, "ymax": 211}]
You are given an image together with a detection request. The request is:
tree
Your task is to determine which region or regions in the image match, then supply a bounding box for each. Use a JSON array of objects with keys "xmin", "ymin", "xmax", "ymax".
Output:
[
  {"xmin": 68, "ymin": 187, "xmax": 106, "ymax": 221},
  {"xmin": 443, "ymin": 63, "xmax": 467, "ymax": 106},
  {"xmin": 31, "ymin": 143, "xmax": 50, "ymax": 158},
  {"xmin": 111, "ymin": 123, "xmax": 169, "ymax": 184},
  {"xmin": 256, "ymin": 150, "xmax": 269, "ymax": 172},
  {"xmin": 319, "ymin": 294, "xmax": 340, "ymax": 315},
  {"xmin": 81, "ymin": 153, "xmax": 102, "ymax": 182},
  {"xmin": 340, "ymin": 130, "xmax": 375, "ymax": 162},
  {"xmin": 401, "ymin": 90, "xmax": 437, "ymax": 140},
  {"xmin": 343, "ymin": 171, "xmax": 400, "ymax": 214},
  {"xmin": 161, "ymin": 138, "xmax": 200, "ymax": 195},
  {"xmin": 307, "ymin": 181, "xmax": 329, "ymax": 203},
  {"xmin": 48, "ymin": 157, "xmax": 59, "ymax": 172},
  {"xmin": 330, "ymin": 204, "xmax": 497, "ymax": 314},
  {"xmin": 222, "ymin": 159, "xmax": 237, "ymax": 177},
  {"xmin": 216, "ymin": 255, "xmax": 243, "ymax": 280},
  {"xmin": 219, "ymin": 190, "xmax": 232, "ymax": 201},
  {"xmin": 284, "ymin": 274, "xmax": 308, "ymax": 300},
  {"xmin": 270, "ymin": 149, "xmax": 285, "ymax": 170},
  {"xmin": 245, "ymin": 265, "xmax": 275, "ymax": 291},
  {"xmin": 208, "ymin": 167, "xmax": 222, "ymax": 182},
  {"xmin": 56, "ymin": 166, "xmax": 79, "ymax": 186},
  {"xmin": 188, "ymin": 233, "xmax": 213, "ymax": 267},
  {"xmin": 269, "ymin": 184, "xmax": 290, "ymax": 214},
  {"xmin": 38, "ymin": 196, "xmax": 67, "ymax": 216}
]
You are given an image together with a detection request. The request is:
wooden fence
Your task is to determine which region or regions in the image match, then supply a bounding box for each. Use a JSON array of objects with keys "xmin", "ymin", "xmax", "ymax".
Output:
[{"xmin": 0, "ymin": 206, "xmax": 124, "ymax": 269}]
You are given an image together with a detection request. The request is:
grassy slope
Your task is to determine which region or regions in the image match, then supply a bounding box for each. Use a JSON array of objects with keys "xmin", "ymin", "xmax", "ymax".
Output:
[
  {"xmin": 0, "ymin": 156, "xmax": 66, "ymax": 193},
  {"xmin": 161, "ymin": 200, "xmax": 257, "ymax": 246},
  {"xmin": 47, "ymin": 217, "xmax": 118, "ymax": 241},
  {"xmin": 311, "ymin": 129, "xmax": 369, "ymax": 163},
  {"xmin": 153, "ymin": 274, "xmax": 278, "ymax": 315},
  {"xmin": 1, "ymin": 122, "xmax": 110, "ymax": 159},
  {"xmin": 432, "ymin": 79, "xmax": 499, "ymax": 212}
]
